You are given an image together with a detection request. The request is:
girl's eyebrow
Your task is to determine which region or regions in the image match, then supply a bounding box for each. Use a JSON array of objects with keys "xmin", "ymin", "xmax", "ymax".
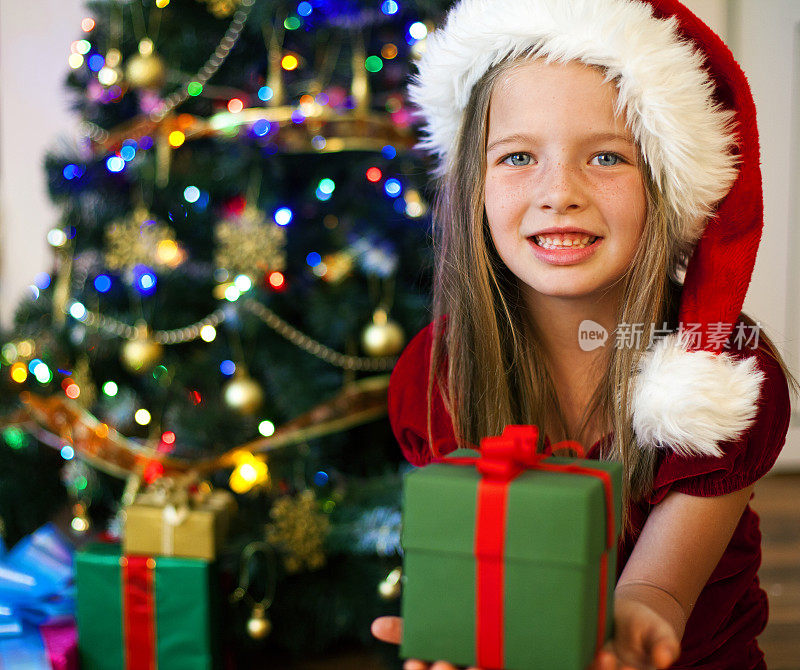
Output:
[{"xmin": 486, "ymin": 131, "xmax": 635, "ymax": 154}]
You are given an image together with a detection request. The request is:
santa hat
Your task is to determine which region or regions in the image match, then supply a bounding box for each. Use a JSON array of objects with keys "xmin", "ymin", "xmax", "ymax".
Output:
[{"xmin": 406, "ymin": 0, "xmax": 765, "ymax": 458}]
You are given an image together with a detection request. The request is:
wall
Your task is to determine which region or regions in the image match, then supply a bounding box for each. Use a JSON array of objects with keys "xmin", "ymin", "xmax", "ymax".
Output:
[{"xmin": 0, "ymin": 0, "xmax": 86, "ymax": 326}]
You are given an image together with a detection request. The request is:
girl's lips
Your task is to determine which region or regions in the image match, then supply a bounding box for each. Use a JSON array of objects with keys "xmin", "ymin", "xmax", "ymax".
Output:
[{"xmin": 527, "ymin": 236, "xmax": 603, "ymax": 265}]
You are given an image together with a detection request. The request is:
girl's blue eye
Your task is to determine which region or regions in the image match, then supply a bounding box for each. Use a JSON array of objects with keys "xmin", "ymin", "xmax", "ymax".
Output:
[
  {"xmin": 593, "ymin": 152, "xmax": 623, "ymax": 167},
  {"xmin": 502, "ymin": 153, "xmax": 532, "ymax": 167}
]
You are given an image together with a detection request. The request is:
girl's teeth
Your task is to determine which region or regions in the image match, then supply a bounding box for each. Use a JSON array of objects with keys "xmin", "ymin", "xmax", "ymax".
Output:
[{"xmin": 534, "ymin": 235, "xmax": 597, "ymax": 249}]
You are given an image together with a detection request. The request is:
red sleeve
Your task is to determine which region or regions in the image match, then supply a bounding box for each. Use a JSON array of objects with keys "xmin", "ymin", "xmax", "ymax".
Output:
[
  {"xmin": 387, "ymin": 321, "xmax": 459, "ymax": 467},
  {"xmin": 647, "ymin": 342, "xmax": 792, "ymax": 505}
]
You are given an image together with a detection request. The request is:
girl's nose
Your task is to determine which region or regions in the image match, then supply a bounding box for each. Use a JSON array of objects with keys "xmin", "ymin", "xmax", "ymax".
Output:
[{"xmin": 537, "ymin": 161, "xmax": 585, "ymax": 214}]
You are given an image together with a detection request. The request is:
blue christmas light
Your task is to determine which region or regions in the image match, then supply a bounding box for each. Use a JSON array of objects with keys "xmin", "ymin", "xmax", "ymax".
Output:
[
  {"xmin": 258, "ymin": 86, "xmax": 273, "ymax": 102},
  {"xmin": 315, "ymin": 188, "xmax": 332, "ymax": 202},
  {"xmin": 28, "ymin": 359, "xmax": 44, "ymax": 373},
  {"xmin": 384, "ymin": 178, "xmax": 402, "ymax": 197},
  {"xmin": 220, "ymin": 360, "xmax": 236, "ymax": 376},
  {"xmin": 122, "ymin": 139, "xmax": 138, "ymax": 150},
  {"xmin": 120, "ymin": 145, "xmax": 136, "ymax": 161},
  {"xmin": 63, "ymin": 164, "xmax": 84, "ymax": 180},
  {"xmin": 313, "ymin": 470, "xmax": 329, "ymax": 486},
  {"xmin": 194, "ymin": 191, "xmax": 210, "ymax": 211},
  {"xmin": 94, "ymin": 274, "xmax": 112, "ymax": 293},
  {"xmin": 381, "ymin": 0, "xmax": 399, "ymax": 15},
  {"xmin": 297, "ymin": 1, "xmax": 312, "ymax": 16},
  {"xmin": 34, "ymin": 272, "xmax": 51, "ymax": 289},
  {"xmin": 106, "ymin": 156, "xmax": 125, "ymax": 173},
  {"xmin": 140, "ymin": 136, "xmax": 154, "ymax": 150},
  {"xmin": 87, "ymin": 54, "xmax": 105, "ymax": 72},
  {"xmin": 306, "ymin": 252, "xmax": 322, "ymax": 267},
  {"xmin": 252, "ymin": 119, "xmax": 270, "ymax": 136},
  {"xmin": 393, "ymin": 198, "xmax": 406, "ymax": 214},
  {"xmin": 274, "ymin": 207, "xmax": 293, "ymax": 226},
  {"xmin": 60, "ymin": 445, "xmax": 75, "ymax": 460},
  {"xmin": 291, "ymin": 110, "xmax": 305, "ymax": 124},
  {"xmin": 133, "ymin": 265, "xmax": 157, "ymax": 296},
  {"xmin": 381, "ymin": 145, "xmax": 397, "ymax": 159}
]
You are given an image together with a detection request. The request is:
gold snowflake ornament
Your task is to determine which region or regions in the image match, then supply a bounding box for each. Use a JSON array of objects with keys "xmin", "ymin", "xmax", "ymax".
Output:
[
  {"xmin": 104, "ymin": 208, "xmax": 177, "ymax": 272},
  {"xmin": 265, "ymin": 489, "xmax": 330, "ymax": 573},
  {"xmin": 214, "ymin": 206, "xmax": 286, "ymax": 279},
  {"xmin": 196, "ymin": 0, "xmax": 240, "ymax": 19}
]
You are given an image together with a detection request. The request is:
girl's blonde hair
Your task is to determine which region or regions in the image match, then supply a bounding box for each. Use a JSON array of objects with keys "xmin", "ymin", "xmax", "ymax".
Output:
[{"xmin": 425, "ymin": 54, "xmax": 797, "ymax": 536}]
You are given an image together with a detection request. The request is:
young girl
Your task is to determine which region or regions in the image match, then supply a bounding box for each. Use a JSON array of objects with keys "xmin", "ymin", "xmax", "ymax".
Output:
[{"xmin": 372, "ymin": 0, "xmax": 797, "ymax": 668}]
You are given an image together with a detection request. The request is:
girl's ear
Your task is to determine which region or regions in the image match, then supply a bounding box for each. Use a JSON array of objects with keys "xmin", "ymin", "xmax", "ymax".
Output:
[{"xmin": 630, "ymin": 332, "xmax": 764, "ymax": 458}]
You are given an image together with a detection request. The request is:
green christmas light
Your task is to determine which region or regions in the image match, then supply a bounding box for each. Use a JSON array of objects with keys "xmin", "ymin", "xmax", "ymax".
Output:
[
  {"xmin": 102, "ymin": 380, "xmax": 118, "ymax": 397},
  {"xmin": 3, "ymin": 427, "xmax": 27, "ymax": 450},
  {"xmin": 187, "ymin": 81, "xmax": 203, "ymax": 96},
  {"xmin": 284, "ymin": 16, "xmax": 302, "ymax": 30},
  {"xmin": 365, "ymin": 56, "xmax": 383, "ymax": 73}
]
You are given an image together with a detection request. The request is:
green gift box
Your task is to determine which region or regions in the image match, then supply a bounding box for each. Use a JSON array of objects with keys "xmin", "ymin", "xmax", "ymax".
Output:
[
  {"xmin": 399, "ymin": 425, "xmax": 623, "ymax": 670},
  {"xmin": 75, "ymin": 543, "xmax": 220, "ymax": 670}
]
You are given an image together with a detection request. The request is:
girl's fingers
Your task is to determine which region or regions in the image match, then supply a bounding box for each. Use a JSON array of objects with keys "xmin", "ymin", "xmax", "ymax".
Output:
[
  {"xmin": 403, "ymin": 660, "xmax": 428, "ymax": 670},
  {"xmin": 371, "ymin": 616, "xmax": 402, "ymax": 645},
  {"xmin": 429, "ymin": 663, "xmax": 458, "ymax": 670},
  {"xmin": 649, "ymin": 637, "xmax": 680, "ymax": 669},
  {"xmin": 641, "ymin": 622, "xmax": 680, "ymax": 669}
]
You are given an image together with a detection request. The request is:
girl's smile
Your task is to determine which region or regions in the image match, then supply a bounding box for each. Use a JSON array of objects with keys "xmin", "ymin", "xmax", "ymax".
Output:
[{"xmin": 528, "ymin": 232, "xmax": 604, "ymax": 265}]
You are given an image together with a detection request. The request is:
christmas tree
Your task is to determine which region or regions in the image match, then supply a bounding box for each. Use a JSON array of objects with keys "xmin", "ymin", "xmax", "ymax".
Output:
[{"xmin": 0, "ymin": 0, "xmax": 447, "ymax": 664}]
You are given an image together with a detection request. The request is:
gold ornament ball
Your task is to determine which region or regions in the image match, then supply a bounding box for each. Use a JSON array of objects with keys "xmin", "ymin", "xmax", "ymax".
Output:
[
  {"xmin": 246, "ymin": 608, "xmax": 272, "ymax": 639},
  {"xmin": 125, "ymin": 53, "xmax": 167, "ymax": 89},
  {"xmin": 121, "ymin": 335, "xmax": 163, "ymax": 374},
  {"xmin": 223, "ymin": 371, "xmax": 264, "ymax": 415},
  {"xmin": 378, "ymin": 577, "xmax": 401, "ymax": 600},
  {"xmin": 362, "ymin": 311, "xmax": 405, "ymax": 357},
  {"xmin": 378, "ymin": 566, "xmax": 402, "ymax": 600}
]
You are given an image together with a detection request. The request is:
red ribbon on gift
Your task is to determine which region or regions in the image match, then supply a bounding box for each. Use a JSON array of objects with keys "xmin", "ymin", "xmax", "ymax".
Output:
[
  {"xmin": 431, "ymin": 425, "xmax": 616, "ymax": 669},
  {"xmin": 122, "ymin": 556, "xmax": 157, "ymax": 670}
]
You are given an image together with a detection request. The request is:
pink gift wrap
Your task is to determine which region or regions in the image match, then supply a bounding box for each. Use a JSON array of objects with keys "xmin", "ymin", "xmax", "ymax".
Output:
[{"xmin": 40, "ymin": 622, "xmax": 77, "ymax": 670}]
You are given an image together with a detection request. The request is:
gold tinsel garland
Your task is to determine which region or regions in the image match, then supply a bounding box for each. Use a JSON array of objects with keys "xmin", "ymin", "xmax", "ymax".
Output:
[{"xmin": 4, "ymin": 375, "xmax": 389, "ymax": 479}]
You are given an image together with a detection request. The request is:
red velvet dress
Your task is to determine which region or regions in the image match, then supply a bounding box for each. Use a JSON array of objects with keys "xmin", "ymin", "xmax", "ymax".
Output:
[{"xmin": 388, "ymin": 322, "xmax": 792, "ymax": 669}]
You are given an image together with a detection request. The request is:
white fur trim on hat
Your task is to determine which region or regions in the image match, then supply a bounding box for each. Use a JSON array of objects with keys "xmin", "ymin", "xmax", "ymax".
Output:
[
  {"xmin": 407, "ymin": 0, "xmax": 740, "ymax": 246},
  {"xmin": 630, "ymin": 332, "xmax": 765, "ymax": 457}
]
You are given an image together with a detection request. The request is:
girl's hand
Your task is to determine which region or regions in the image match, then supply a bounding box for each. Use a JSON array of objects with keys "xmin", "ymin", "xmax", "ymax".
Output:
[
  {"xmin": 371, "ymin": 616, "xmax": 484, "ymax": 670},
  {"xmin": 588, "ymin": 597, "xmax": 681, "ymax": 670},
  {"xmin": 372, "ymin": 597, "xmax": 680, "ymax": 670}
]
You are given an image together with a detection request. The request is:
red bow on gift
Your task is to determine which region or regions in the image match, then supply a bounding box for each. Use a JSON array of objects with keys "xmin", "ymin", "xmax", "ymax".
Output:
[{"xmin": 476, "ymin": 425, "xmax": 585, "ymax": 481}]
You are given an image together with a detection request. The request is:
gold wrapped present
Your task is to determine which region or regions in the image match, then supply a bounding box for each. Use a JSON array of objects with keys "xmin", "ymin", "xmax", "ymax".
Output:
[{"xmin": 123, "ymin": 479, "xmax": 237, "ymax": 560}]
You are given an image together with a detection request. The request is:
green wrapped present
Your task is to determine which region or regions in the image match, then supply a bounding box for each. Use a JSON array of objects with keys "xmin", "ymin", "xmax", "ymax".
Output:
[
  {"xmin": 75, "ymin": 543, "xmax": 220, "ymax": 670},
  {"xmin": 400, "ymin": 425, "xmax": 622, "ymax": 670}
]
